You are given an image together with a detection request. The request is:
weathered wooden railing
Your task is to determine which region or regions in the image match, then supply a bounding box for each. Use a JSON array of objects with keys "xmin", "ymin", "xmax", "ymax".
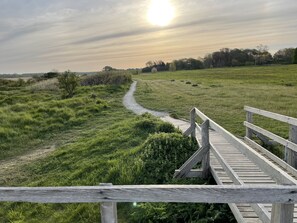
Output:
[
  {"xmin": 1, "ymin": 185, "xmax": 297, "ymax": 223},
  {"xmin": 244, "ymin": 106, "xmax": 297, "ymax": 169},
  {"xmin": 175, "ymin": 107, "xmax": 297, "ymax": 223}
]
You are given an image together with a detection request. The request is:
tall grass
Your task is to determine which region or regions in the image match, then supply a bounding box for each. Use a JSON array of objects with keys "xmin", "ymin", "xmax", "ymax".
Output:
[{"xmin": 0, "ymin": 83, "xmax": 114, "ymax": 160}]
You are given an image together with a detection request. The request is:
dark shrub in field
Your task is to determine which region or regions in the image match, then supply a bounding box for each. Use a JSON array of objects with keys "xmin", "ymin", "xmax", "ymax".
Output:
[
  {"xmin": 129, "ymin": 132, "xmax": 236, "ymax": 223},
  {"xmin": 138, "ymin": 132, "xmax": 197, "ymax": 184},
  {"xmin": 58, "ymin": 71, "xmax": 80, "ymax": 98},
  {"xmin": 80, "ymin": 72, "xmax": 132, "ymax": 86}
]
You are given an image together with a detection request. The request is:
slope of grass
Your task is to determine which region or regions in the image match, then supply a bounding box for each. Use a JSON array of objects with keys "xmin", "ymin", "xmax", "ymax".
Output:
[
  {"xmin": 135, "ymin": 65, "xmax": 297, "ymax": 140},
  {"xmin": 0, "ymin": 83, "xmax": 125, "ymax": 160},
  {"xmin": 0, "ymin": 82, "xmax": 235, "ymax": 222}
]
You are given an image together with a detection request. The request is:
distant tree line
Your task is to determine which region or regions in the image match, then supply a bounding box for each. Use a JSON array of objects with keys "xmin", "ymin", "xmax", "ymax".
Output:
[{"xmin": 141, "ymin": 46, "xmax": 297, "ymax": 73}]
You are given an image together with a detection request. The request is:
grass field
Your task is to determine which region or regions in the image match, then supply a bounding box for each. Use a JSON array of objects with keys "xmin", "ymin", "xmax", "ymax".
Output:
[
  {"xmin": 135, "ymin": 65, "xmax": 297, "ymax": 141},
  {"xmin": 0, "ymin": 79, "xmax": 234, "ymax": 222}
]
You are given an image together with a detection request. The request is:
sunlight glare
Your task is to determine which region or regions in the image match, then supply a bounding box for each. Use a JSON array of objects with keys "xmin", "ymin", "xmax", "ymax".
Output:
[{"xmin": 147, "ymin": 0, "xmax": 175, "ymax": 27}]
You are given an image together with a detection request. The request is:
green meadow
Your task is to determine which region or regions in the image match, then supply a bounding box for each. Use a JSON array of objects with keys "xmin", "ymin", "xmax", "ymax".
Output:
[
  {"xmin": 2, "ymin": 64, "xmax": 296, "ymax": 222},
  {"xmin": 135, "ymin": 65, "xmax": 297, "ymax": 140},
  {"xmin": 0, "ymin": 77, "xmax": 234, "ymax": 222}
]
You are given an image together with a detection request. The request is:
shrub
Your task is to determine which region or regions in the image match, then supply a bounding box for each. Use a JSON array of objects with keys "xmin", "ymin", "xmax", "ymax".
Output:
[
  {"xmin": 129, "ymin": 133, "xmax": 235, "ymax": 223},
  {"xmin": 138, "ymin": 132, "xmax": 198, "ymax": 184},
  {"xmin": 58, "ymin": 71, "xmax": 80, "ymax": 98},
  {"xmin": 293, "ymin": 48, "xmax": 297, "ymax": 64},
  {"xmin": 43, "ymin": 71, "xmax": 59, "ymax": 79},
  {"xmin": 80, "ymin": 72, "xmax": 132, "ymax": 86}
]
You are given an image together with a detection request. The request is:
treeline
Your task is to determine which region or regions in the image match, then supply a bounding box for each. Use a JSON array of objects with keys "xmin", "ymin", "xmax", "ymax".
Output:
[{"xmin": 142, "ymin": 46, "xmax": 297, "ymax": 73}]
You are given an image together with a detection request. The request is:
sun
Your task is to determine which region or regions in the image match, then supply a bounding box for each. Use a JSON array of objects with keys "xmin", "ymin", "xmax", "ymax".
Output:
[{"xmin": 147, "ymin": 0, "xmax": 175, "ymax": 27}]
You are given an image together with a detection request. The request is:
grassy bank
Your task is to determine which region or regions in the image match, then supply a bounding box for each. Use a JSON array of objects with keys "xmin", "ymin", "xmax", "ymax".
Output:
[
  {"xmin": 0, "ymin": 81, "xmax": 234, "ymax": 222},
  {"xmin": 135, "ymin": 65, "xmax": 297, "ymax": 139}
]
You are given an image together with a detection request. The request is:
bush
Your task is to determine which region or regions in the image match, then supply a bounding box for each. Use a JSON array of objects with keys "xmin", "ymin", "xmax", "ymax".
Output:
[
  {"xmin": 129, "ymin": 132, "xmax": 236, "ymax": 223},
  {"xmin": 80, "ymin": 72, "xmax": 132, "ymax": 86},
  {"xmin": 58, "ymin": 71, "xmax": 80, "ymax": 98},
  {"xmin": 293, "ymin": 48, "xmax": 297, "ymax": 64},
  {"xmin": 138, "ymin": 132, "xmax": 198, "ymax": 184}
]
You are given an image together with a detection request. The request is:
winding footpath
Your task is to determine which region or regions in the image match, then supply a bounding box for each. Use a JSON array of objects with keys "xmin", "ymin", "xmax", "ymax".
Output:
[{"xmin": 123, "ymin": 81, "xmax": 190, "ymax": 132}]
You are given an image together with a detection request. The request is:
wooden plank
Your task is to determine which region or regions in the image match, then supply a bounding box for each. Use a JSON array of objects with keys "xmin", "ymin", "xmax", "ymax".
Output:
[
  {"xmin": 211, "ymin": 141, "xmax": 270, "ymax": 222},
  {"xmin": 2, "ymin": 185, "xmax": 297, "ymax": 204},
  {"xmin": 244, "ymin": 122, "xmax": 297, "ymax": 153},
  {"xmin": 210, "ymin": 165, "xmax": 247, "ymax": 223},
  {"xmin": 100, "ymin": 183, "xmax": 118, "ymax": 223},
  {"xmin": 174, "ymin": 169, "xmax": 203, "ymax": 178},
  {"xmin": 271, "ymin": 203, "xmax": 294, "ymax": 223},
  {"xmin": 201, "ymin": 120, "xmax": 210, "ymax": 179},
  {"xmin": 190, "ymin": 108, "xmax": 196, "ymax": 138},
  {"xmin": 194, "ymin": 107, "xmax": 297, "ymax": 185},
  {"xmin": 174, "ymin": 146, "xmax": 208, "ymax": 178},
  {"xmin": 246, "ymin": 111, "xmax": 254, "ymax": 138},
  {"xmin": 244, "ymin": 137, "xmax": 297, "ymax": 178},
  {"xmin": 183, "ymin": 125, "xmax": 194, "ymax": 137},
  {"xmin": 250, "ymin": 203, "xmax": 271, "ymax": 223},
  {"xmin": 244, "ymin": 106, "xmax": 297, "ymax": 126},
  {"xmin": 210, "ymin": 144, "xmax": 244, "ymax": 185},
  {"xmin": 288, "ymin": 125, "xmax": 297, "ymax": 168}
]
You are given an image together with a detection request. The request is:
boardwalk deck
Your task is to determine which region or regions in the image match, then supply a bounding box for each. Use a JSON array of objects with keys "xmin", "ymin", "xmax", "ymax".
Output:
[{"xmin": 162, "ymin": 116, "xmax": 297, "ymax": 223}]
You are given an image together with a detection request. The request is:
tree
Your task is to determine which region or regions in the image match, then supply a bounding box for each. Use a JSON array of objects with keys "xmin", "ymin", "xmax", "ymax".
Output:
[
  {"xmin": 273, "ymin": 48, "xmax": 294, "ymax": 64},
  {"xmin": 43, "ymin": 70, "xmax": 59, "ymax": 79},
  {"xmin": 58, "ymin": 70, "xmax": 79, "ymax": 98},
  {"xmin": 102, "ymin": 66, "xmax": 113, "ymax": 72},
  {"xmin": 293, "ymin": 48, "xmax": 297, "ymax": 64}
]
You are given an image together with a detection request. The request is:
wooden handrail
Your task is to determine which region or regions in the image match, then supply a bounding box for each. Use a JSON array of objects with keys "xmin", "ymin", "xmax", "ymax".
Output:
[
  {"xmin": 244, "ymin": 122, "xmax": 297, "ymax": 153},
  {"xmin": 244, "ymin": 106, "xmax": 297, "ymax": 126},
  {"xmin": 1, "ymin": 185, "xmax": 297, "ymax": 204},
  {"xmin": 193, "ymin": 107, "xmax": 297, "ymax": 185},
  {"xmin": 244, "ymin": 106, "xmax": 297, "ymax": 169}
]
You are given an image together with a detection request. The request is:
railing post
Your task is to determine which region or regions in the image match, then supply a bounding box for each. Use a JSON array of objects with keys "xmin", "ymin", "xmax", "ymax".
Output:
[
  {"xmin": 190, "ymin": 109, "xmax": 196, "ymax": 138},
  {"xmin": 246, "ymin": 111, "xmax": 253, "ymax": 139},
  {"xmin": 100, "ymin": 183, "xmax": 118, "ymax": 223},
  {"xmin": 287, "ymin": 125, "xmax": 297, "ymax": 168},
  {"xmin": 271, "ymin": 203, "xmax": 294, "ymax": 223},
  {"xmin": 201, "ymin": 120, "xmax": 210, "ymax": 179}
]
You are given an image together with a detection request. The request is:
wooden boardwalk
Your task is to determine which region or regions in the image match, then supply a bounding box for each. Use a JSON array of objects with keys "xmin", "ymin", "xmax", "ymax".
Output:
[{"xmin": 164, "ymin": 107, "xmax": 297, "ymax": 223}]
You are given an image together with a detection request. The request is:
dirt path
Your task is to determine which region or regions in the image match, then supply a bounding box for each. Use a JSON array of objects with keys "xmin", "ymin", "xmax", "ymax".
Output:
[{"xmin": 123, "ymin": 81, "xmax": 190, "ymax": 132}]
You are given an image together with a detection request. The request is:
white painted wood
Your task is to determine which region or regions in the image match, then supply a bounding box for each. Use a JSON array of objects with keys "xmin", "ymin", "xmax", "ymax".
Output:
[
  {"xmin": 244, "ymin": 137, "xmax": 297, "ymax": 178},
  {"xmin": 183, "ymin": 126, "xmax": 194, "ymax": 137},
  {"xmin": 190, "ymin": 108, "xmax": 196, "ymax": 138},
  {"xmin": 288, "ymin": 125, "xmax": 297, "ymax": 168},
  {"xmin": 194, "ymin": 107, "xmax": 297, "ymax": 185},
  {"xmin": 271, "ymin": 203, "xmax": 294, "ymax": 223},
  {"xmin": 201, "ymin": 120, "xmax": 210, "ymax": 179},
  {"xmin": 244, "ymin": 106, "xmax": 297, "ymax": 126},
  {"xmin": 251, "ymin": 203, "xmax": 271, "ymax": 223},
  {"xmin": 211, "ymin": 144, "xmax": 244, "ymax": 185},
  {"xmin": 100, "ymin": 183, "xmax": 117, "ymax": 223},
  {"xmin": 211, "ymin": 141, "xmax": 271, "ymax": 222},
  {"xmin": 174, "ymin": 169, "xmax": 203, "ymax": 178},
  {"xmin": 173, "ymin": 146, "xmax": 208, "ymax": 178},
  {"xmin": 246, "ymin": 111, "xmax": 254, "ymax": 139},
  {"xmin": 1, "ymin": 185, "xmax": 297, "ymax": 203},
  {"xmin": 244, "ymin": 122, "xmax": 297, "ymax": 153}
]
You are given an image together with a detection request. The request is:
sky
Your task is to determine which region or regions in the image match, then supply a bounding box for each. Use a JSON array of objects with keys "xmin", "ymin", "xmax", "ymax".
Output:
[{"xmin": 0, "ymin": 0, "xmax": 297, "ymax": 73}]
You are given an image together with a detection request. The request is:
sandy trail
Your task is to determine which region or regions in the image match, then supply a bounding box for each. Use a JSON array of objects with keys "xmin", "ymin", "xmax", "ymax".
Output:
[{"xmin": 123, "ymin": 81, "xmax": 190, "ymax": 132}]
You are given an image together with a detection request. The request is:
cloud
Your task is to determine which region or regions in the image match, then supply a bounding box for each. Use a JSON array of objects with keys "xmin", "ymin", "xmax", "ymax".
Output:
[{"xmin": 0, "ymin": 0, "xmax": 297, "ymax": 73}]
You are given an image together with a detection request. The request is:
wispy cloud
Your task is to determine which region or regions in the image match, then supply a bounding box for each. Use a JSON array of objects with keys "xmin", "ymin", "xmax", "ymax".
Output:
[{"xmin": 0, "ymin": 0, "xmax": 296, "ymax": 73}]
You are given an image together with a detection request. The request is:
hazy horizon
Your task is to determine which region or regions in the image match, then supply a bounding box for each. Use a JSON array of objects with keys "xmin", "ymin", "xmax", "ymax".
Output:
[{"xmin": 1, "ymin": 0, "xmax": 297, "ymax": 73}]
